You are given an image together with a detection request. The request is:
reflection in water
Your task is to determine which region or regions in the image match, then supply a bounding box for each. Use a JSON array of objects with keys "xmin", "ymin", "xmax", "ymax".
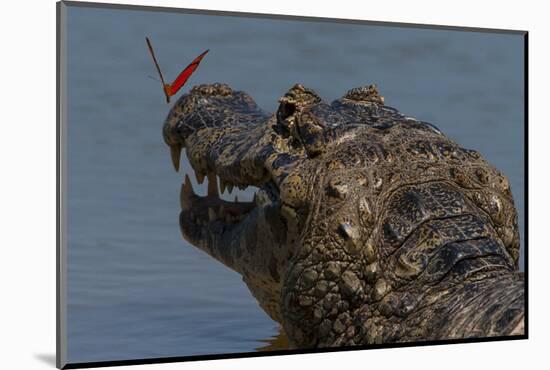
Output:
[{"xmin": 256, "ymin": 326, "xmax": 290, "ymax": 351}]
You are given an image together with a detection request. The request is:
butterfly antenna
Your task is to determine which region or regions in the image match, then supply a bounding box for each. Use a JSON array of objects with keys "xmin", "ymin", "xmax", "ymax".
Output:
[
  {"xmin": 146, "ymin": 36, "xmax": 171, "ymax": 103},
  {"xmin": 147, "ymin": 75, "xmax": 161, "ymax": 83}
]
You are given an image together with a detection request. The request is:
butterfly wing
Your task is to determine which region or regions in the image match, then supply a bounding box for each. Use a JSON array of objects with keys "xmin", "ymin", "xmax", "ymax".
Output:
[{"xmin": 169, "ymin": 49, "xmax": 210, "ymax": 96}]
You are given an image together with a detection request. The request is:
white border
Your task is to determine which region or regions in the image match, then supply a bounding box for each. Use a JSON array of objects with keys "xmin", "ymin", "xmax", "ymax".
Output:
[{"xmin": 2, "ymin": 0, "xmax": 548, "ymax": 369}]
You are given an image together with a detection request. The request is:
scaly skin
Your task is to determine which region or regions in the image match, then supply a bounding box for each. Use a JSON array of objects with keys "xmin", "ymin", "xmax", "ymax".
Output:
[{"xmin": 162, "ymin": 83, "xmax": 524, "ymax": 348}]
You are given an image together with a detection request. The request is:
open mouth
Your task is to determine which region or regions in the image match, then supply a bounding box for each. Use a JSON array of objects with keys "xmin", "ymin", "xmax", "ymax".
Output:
[
  {"xmin": 178, "ymin": 162, "xmax": 279, "ymax": 244},
  {"xmin": 180, "ymin": 172, "xmax": 257, "ymax": 226}
]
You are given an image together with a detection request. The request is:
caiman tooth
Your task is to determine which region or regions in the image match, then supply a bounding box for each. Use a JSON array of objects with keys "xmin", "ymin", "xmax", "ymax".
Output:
[
  {"xmin": 170, "ymin": 145, "xmax": 182, "ymax": 172},
  {"xmin": 195, "ymin": 170, "xmax": 205, "ymax": 184},
  {"xmin": 220, "ymin": 179, "xmax": 227, "ymax": 194},
  {"xmin": 180, "ymin": 174, "xmax": 193, "ymax": 211},
  {"xmin": 207, "ymin": 172, "xmax": 218, "ymax": 197},
  {"xmin": 208, "ymin": 207, "xmax": 217, "ymax": 221},
  {"xmin": 227, "ymin": 183, "xmax": 234, "ymax": 194}
]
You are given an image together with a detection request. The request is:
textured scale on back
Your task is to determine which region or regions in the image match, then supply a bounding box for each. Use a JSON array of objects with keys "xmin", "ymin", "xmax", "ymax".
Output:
[{"xmin": 161, "ymin": 82, "xmax": 524, "ymax": 348}]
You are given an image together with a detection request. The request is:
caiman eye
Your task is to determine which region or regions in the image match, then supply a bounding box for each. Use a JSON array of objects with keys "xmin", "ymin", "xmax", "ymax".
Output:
[
  {"xmin": 342, "ymin": 84, "xmax": 385, "ymax": 104},
  {"xmin": 276, "ymin": 84, "xmax": 322, "ymax": 134}
]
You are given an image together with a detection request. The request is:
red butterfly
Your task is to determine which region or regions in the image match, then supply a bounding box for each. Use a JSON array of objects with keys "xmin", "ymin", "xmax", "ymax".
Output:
[{"xmin": 146, "ymin": 37, "xmax": 209, "ymax": 104}]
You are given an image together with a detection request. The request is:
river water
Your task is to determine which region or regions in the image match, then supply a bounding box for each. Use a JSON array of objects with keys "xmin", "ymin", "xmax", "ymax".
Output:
[{"xmin": 65, "ymin": 4, "xmax": 525, "ymax": 363}]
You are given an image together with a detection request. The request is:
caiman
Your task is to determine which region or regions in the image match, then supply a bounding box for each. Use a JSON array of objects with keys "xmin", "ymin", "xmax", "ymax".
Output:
[{"xmin": 161, "ymin": 83, "xmax": 524, "ymax": 348}]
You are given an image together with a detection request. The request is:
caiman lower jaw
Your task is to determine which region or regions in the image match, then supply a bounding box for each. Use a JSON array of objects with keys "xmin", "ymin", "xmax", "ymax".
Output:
[
  {"xmin": 178, "ymin": 170, "xmax": 277, "ymax": 258},
  {"xmin": 180, "ymin": 173, "xmax": 255, "ymax": 223}
]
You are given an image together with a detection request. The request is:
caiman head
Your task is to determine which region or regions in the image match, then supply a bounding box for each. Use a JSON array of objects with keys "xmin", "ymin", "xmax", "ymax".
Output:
[{"xmin": 162, "ymin": 83, "xmax": 523, "ymax": 348}]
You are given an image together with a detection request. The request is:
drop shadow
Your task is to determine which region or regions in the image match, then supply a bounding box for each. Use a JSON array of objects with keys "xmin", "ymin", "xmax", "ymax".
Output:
[{"xmin": 34, "ymin": 353, "xmax": 57, "ymax": 367}]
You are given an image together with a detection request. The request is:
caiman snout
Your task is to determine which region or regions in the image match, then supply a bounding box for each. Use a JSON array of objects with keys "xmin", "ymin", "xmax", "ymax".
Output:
[
  {"xmin": 162, "ymin": 84, "xmax": 312, "ymax": 323},
  {"xmin": 163, "ymin": 83, "xmax": 259, "ymax": 172}
]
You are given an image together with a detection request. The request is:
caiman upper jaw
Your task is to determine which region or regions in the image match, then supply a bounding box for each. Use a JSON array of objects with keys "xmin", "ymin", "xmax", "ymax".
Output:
[{"xmin": 162, "ymin": 83, "xmax": 283, "ymax": 184}]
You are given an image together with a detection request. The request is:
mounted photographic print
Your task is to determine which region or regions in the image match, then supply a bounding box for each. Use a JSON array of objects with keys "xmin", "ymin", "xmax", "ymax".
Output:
[{"xmin": 57, "ymin": 1, "xmax": 528, "ymax": 368}]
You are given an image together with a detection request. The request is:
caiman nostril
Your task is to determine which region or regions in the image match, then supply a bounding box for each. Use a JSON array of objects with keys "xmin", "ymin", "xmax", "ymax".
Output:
[{"xmin": 277, "ymin": 101, "xmax": 296, "ymax": 123}]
